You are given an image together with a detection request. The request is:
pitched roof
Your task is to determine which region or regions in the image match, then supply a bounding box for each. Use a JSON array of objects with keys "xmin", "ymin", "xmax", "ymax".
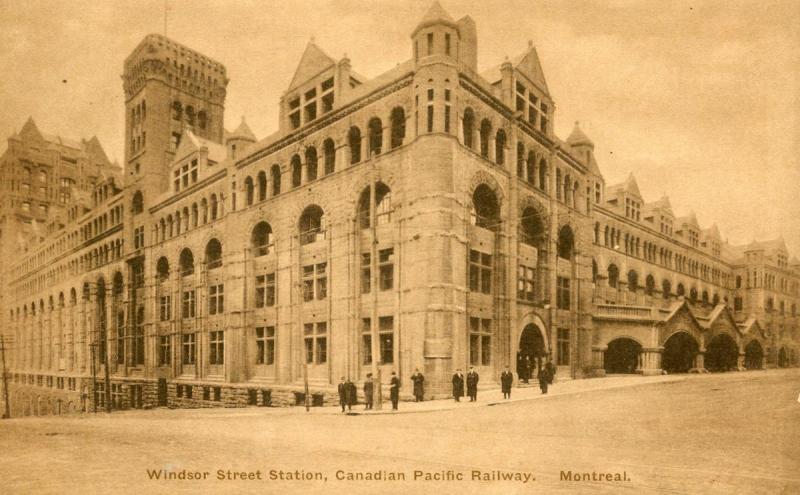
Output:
[
  {"xmin": 744, "ymin": 237, "xmax": 787, "ymax": 253},
  {"xmin": 412, "ymin": 1, "xmax": 456, "ymax": 36},
  {"xmin": 567, "ymin": 121, "xmax": 593, "ymax": 148},
  {"xmin": 676, "ymin": 210, "xmax": 699, "ymax": 228},
  {"xmin": 702, "ymin": 224, "xmax": 721, "ymax": 240},
  {"xmin": 175, "ymin": 129, "xmax": 227, "ymax": 163},
  {"xmin": 481, "ymin": 44, "xmax": 549, "ymax": 94},
  {"xmin": 227, "ymin": 116, "xmax": 256, "ymax": 142},
  {"xmin": 288, "ymin": 41, "xmax": 336, "ymax": 91},
  {"xmin": 606, "ymin": 173, "xmax": 642, "ymax": 199}
]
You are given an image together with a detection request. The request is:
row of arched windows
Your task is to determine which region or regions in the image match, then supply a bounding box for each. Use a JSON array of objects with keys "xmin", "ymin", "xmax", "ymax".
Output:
[
  {"xmin": 172, "ymin": 101, "xmax": 208, "ymax": 130},
  {"xmin": 516, "ymin": 143, "xmax": 548, "ymax": 190},
  {"xmin": 596, "ymin": 261, "xmax": 725, "ymax": 305},
  {"xmin": 155, "ymin": 193, "xmax": 222, "ymax": 244}
]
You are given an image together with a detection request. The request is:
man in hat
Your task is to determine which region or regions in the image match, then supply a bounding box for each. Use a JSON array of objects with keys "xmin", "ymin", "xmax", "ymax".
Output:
[
  {"xmin": 337, "ymin": 376, "xmax": 348, "ymax": 412},
  {"xmin": 345, "ymin": 377, "xmax": 357, "ymax": 411},
  {"xmin": 363, "ymin": 373, "xmax": 374, "ymax": 410},
  {"xmin": 389, "ymin": 371, "xmax": 400, "ymax": 410},
  {"xmin": 501, "ymin": 365, "xmax": 514, "ymax": 399},
  {"xmin": 466, "ymin": 367, "xmax": 479, "ymax": 402},
  {"xmin": 411, "ymin": 368, "xmax": 425, "ymax": 402},
  {"xmin": 452, "ymin": 368, "xmax": 465, "ymax": 402}
]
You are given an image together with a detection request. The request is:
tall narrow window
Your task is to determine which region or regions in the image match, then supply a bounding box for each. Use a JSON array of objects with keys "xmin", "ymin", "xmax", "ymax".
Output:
[
  {"xmin": 182, "ymin": 333, "xmax": 196, "ymax": 365},
  {"xmin": 469, "ymin": 317, "xmax": 492, "ymax": 366},
  {"xmin": 557, "ymin": 328, "xmax": 570, "ymax": 365},
  {"xmin": 348, "ymin": 127, "xmax": 362, "ymax": 164},
  {"xmin": 255, "ymin": 326, "xmax": 276, "ymax": 365},
  {"xmin": 556, "ymin": 277, "xmax": 571, "ymax": 310},
  {"xmin": 469, "ymin": 250, "xmax": 492, "ymax": 294},
  {"xmin": 208, "ymin": 284, "xmax": 224, "ymax": 315},
  {"xmin": 209, "ymin": 331, "xmax": 224, "ymax": 365},
  {"xmin": 304, "ymin": 322, "xmax": 327, "ymax": 364},
  {"xmin": 379, "ymin": 248, "xmax": 394, "ymax": 290},
  {"xmin": 445, "ymin": 33, "xmax": 451, "ymax": 55},
  {"xmin": 427, "ymin": 32, "xmax": 433, "ymax": 55}
]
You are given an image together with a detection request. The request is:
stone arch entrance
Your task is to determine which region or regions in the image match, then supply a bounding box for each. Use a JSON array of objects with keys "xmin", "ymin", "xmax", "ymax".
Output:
[
  {"xmin": 662, "ymin": 332, "xmax": 699, "ymax": 373},
  {"xmin": 778, "ymin": 347, "xmax": 788, "ymax": 367},
  {"xmin": 744, "ymin": 340, "xmax": 764, "ymax": 370},
  {"xmin": 517, "ymin": 323, "xmax": 546, "ymax": 383},
  {"xmin": 705, "ymin": 334, "xmax": 739, "ymax": 372},
  {"xmin": 604, "ymin": 338, "xmax": 642, "ymax": 374}
]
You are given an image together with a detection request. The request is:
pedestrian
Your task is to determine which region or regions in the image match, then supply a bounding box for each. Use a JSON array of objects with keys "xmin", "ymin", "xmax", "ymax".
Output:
[
  {"xmin": 389, "ymin": 371, "xmax": 400, "ymax": 410},
  {"xmin": 501, "ymin": 366, "xmax": 514, "ymax": 399},
  {"xmin": 466, "ymin": 367, "xmax": 479, "ymax": 401},
  {"xmin": 538, "ymin": 366, "xmax": 549, "ymax": 394},
  {"xmin": 411, "ymin": 368, "xmax": 425, "ymax": 402},
  {"xmin": 545, "ymin": 357, "xmax": 556, "ymax": 385},
  {"xmin": 363, "ymin": 373, "xmax": 374, "ymax": 410},
  {"xmin": 337, "ymin": 376, "xmax": 348, "ymax": 412},
  {"xmin": 452, "ymin": 368, "xmax": 465, "ymax": 402},
  {"xmin": 345, "ymin": 378, "xmax": 357, "ymax": 411},
  {"xmin": 522, "ymin": 356, "xmax": 531, "ymax": 384}
]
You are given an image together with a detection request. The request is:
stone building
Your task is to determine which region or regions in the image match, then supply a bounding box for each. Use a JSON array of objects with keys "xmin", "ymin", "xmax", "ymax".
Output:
[{"xmin": 3, "ymin": 2, "xmax": 798, "ymax": 416}]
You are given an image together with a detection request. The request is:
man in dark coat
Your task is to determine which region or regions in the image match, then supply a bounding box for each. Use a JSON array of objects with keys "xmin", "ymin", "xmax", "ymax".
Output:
[
  {"xmin": 538, "ymin": 366, "xmax": 549, "ymax": 394},
  {"xmin": 452, "ymin": 369, "xmax": 465, "ymax": 402},
  {"xmin": 522, "ymin": 356, "xmax": 531, "ymax": 384},
  {"xmin": 501, "ymin": 366, "xmax": 514, "ymax": 399},
  {"xmin": 363, "ymin": 373, "xmax": 374, "ymax": 410},
  {"xmin": 337, "ymin": 376, "xmax": 348, "ymax": 412},
  {"xmin": 545, "ymin": 357, "xmax": 556, "ymax": 385},
  {"xmin": 345, "ymin": 378, "xmax": 357, "ymax": 411},
  {"xmin": 389, "ymin": 371, "xmax": 400, "ymax": 410},
  {"xmin": 411, "ymin": 368, "xmax": 425, "ymax": 402},
  {"xmin": 466, "ymin": 367, "xmax": 479, "ymax": 401}
]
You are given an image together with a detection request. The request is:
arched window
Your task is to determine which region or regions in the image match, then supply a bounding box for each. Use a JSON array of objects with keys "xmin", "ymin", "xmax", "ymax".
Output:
[
  {"xmin": 156, "ymin": 257, "xmax": 170, "ymax": 281},
  {"xmin": 257, "ymin": 171, "xmax": 267, "ymax": 201},
  {"xmin": 463, "ymin": 108, "xmax": 475, "ymax": 148},
  {"xmin": 563, "ymin": 174, "xmax": 570, "ymax": 203},
  {"xmin": 291, "ymin": 154, "xmax": 302, "ymax": 188},
  {"xmin": 645, "ymin": 275, "xmax": 655, "ymax": 296},
  {"xmin": 172, "ymin": 100, "xmax": 182, "ymax": 120},
  {"xmin": 538, "ymin": 159, "xmax": 547, "ymax": 190},
  {"xmin": 299, "ymin": 205, "xmax": 325, "ymax": 245},
  {"xmin": 526, "ymin": 151, "xmax": 536, "ymax": 184},
  {"xmin": 166, "ymin": 214, "xmax": 174, "ymax": 237},
  {"xmin": 712, "ymin": 293, "xmax": 719, "ymax": 306},
  {"xmin": 206, "ymin": 238, "xmax": 222, "ymax": 269},
  {"xmin": 131, "ymin": 191, "xmax": 144, "ymax": 215},
  {"xmin": 702, "ymin": 290, "xmax": 709, "ymax": 305},
  {"xmin": 676, "ymin": 283, "xmax": 685, "ymax": 297},
  {"xmin": 735, "ymin": 275, "xmax": 742, "ymax": 288},
  {"xmin": 627, "ymin": 270, "xmax": 638, "ymax": 292},
  {"xmin": 200, "ymin": 199, "xmax": 208, "ymax": 224},
  {"xmin": 185, "ymin": 106, "xmax": 195, "ymax": 126},
  {"xmin": 251, "ymin": 222, "xmax": 273, "ymax": 256},
  {"xmin": 271, "ymin": 164, "xmax": 281, "ymax": 195},
  {"xmin": 348, "ymin": 126, "xmax": 362, "ymax": 164},
  {"xmin": 244, "ymin": 176, "xmax": 254, "ymax": 206},
  {"xmin": 689, "ymin": 287, "xmax": 698, "ymax": 303},
  {"xmin": 323, "ymin": 138, "xmax": 336, "ymax": 175},
  {"xmin": 471, "ymin": 185, "xmax": 500, "ymax": 231},
  {"xmin": 479, "ymin": 119, "xmax": 492, "ymax": 158},
  {"xmin": 662, "ymin": 280, "xmax": 672, "ymax": 299},
  {"xmin": 358, "ymin": 182, "xmax": 393, "ymax": 229},
  {"xmin": 191, "ymin": 203, "xmax": 198, "ymax": 228},
  {"xmin": 495, "ymin": 129, "xmax": 506, "ymax": 165},
  {"xmin": 182, "ymin": 207, "xmax": 190, "ymax": 231},
  {"xmin": 179, "ymin": 248, "xmax": 194, "ymax": 276},
  {"xmin": 197, "ymin": 111, "xmax": 207, "ymax": 130},
  {"xmin": 306, "ymin": 147, "xmax": 318, "ymax": 181},
  {"xmin": 608, "ymin": 264, "xmax": 619, "ymax": 288},
  {"xmin": 557, "ymin": 225, "xmax": 574, "ymax": 260},
  {"xmin": 592, "ymin": 259, "xmax": 598, "ymax": 283},
  {"xmin": 390, "ymin": 107, "xmax": 405, "ymax": 149},
  {"xmin": 210, "ymin": 194, "xmax": 218, "ymax": 220},
  {"xmin": 520, "ymin": 206, "xmax": 546, "ymax": 248},
  {"xmin": 368, "ymin": 118, "xmax": 383, "ymax": 156}
]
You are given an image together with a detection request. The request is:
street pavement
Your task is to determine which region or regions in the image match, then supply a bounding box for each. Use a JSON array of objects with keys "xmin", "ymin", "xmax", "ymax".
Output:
[{"xmin": 1, "ymin": 369, "xmax": 798, "ymax": 495}]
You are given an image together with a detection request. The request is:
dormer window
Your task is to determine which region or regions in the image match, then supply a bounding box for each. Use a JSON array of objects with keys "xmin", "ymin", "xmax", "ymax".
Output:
[
  {"xmin": 321, "ymin": 77, "xmax": 334, "ymax": 113},
  {"xmin": 173, "ymin": 159, "xmax": 198, "ymax": 193},
  {"xmin": 515, "ymin": 82, "xmax": 526, "ymax": 113},
  {"xmin": 289, "ymin": 97, "xmax": 301, "ymax": 129},
  {"xmin": 540, "ymin": 102, "xmax": 548, "ymax": 133},
  {"xmin": 304, "ymin": 88, "xmax": 317, "ymax": 122}
]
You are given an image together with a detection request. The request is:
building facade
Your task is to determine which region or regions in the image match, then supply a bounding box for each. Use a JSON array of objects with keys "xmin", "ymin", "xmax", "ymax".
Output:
[{"xmin": 3, "ymin": 2, "xmax": 798, "ymax": 417}]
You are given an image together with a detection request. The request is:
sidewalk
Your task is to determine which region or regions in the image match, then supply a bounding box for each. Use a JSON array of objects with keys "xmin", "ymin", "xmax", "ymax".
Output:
[{"xmin": 310, "ymin": 374, "xmax": 685, "ymax": 416}]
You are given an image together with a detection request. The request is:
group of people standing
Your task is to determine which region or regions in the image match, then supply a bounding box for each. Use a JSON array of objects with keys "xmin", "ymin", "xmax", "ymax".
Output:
[{"xmin": 337, "ymin": 360, "xmax": 556, "ymax": 412}]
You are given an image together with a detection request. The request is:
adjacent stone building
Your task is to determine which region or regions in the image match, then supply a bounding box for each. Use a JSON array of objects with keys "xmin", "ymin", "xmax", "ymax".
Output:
[{"xmin": 3, "ymin": 2, "xmax": 798, "ymax": 416}]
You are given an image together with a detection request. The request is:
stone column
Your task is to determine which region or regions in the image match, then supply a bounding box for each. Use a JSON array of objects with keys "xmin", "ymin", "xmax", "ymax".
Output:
[
  {"xmin": 639, "ymin": 347, "xmax": 663, "ymax": 375},
  {"xmin": 690, "ymin": 349, "xmax": 707, "ymax": 373},
  {"xmin": 591, "ymin": 345, "xmax": 607, "ymax": 377},
  {"xmin": 737, "ymin": 351, "xmax": 746, "ymax": 371}
]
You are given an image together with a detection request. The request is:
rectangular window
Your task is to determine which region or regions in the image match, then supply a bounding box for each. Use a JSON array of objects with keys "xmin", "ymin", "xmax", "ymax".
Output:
[
  {"xmin": 302, "ymin": 263, "xmax": 327, "ymax": 301},
  {"xmin": 132, "ymin": 306, "xmax": 145, "ymax": 366},
  {"xmin": 468, "ymin": 250, "xmax": 492, "ymax": 294},
  {"xmin": 159, "ymin": 295, "xmax": 171, "ymax": 321},
  {"xmin": 361, "ymin": 253, "xmax": 371, "ymax": 294},
  {"xmin": 469, "ymin": 317, "xmax": 492, "ymax": 366},
  {"xmin": 445, "ymin": 33, "xmax": 451, "ymax": 55},
  {"xmin": 255, "ymin": 326, "xmax": 276, "ymax": 365},
  {"xmin": 304, "ymin": 322, "xmax": 327, "ymax": 364},
  {"xmin": 208, "ymin": 284, "xmax": 224, "ymax": 315},
  {"xmin": 209, "ymin": 330, "xmax": 224, "ymax": 365},
  {"xmin": 182, "ymin": 333, "xmax": 196, "ymax": 365},
  {"xmin": 444, "ymin": 104, "xmax": 451, "ymax": 133},
  {"xmin": 557, "ymin": 328, "xmax": 570, "ymax": 365},
  {"xmin": 182, "ymin": 290, "xmax": 196, "ymax": 319},
  {"xmin": 518, "ymin": 265, "xmax": 536, "ymax": 301},
  {"xmin": 159, "ymin": 335, "xmax": 171, "ymax": 366},
  {"xmin": 134, "ymin": 225, "xmax": 144, "ymax": 249},
  {"xmin": 556, "ymin": 277, "xmax": 571, "ymax": 310},
  {"xmin": 427, "ymin": 32, "xmax": 433, "ymax": 55},
  {"xmin": 255, "ymin": 273, "xmax": 276, "ymax": 308},
  {"xmin": 427, "ymin": 105, "xmax": 434, "ymax": 133},
  {"xmin": 361, "ymin": 317, "xmax": 394, "ymax": 364},
  {"xmin": 379, "ymin": 248, "xmax": 394, "ymax": 291}
]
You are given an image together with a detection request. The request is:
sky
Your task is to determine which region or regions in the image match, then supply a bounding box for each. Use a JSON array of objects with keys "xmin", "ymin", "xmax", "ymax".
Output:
[{"xmin": 1, "ymin": 0, "xmax": 798, "ymax": 256}]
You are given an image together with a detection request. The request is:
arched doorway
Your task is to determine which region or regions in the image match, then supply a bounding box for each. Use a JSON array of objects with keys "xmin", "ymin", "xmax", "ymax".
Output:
[
  {"xmin": 744, "ymin": 340, "xmax": 763, "ymax": 370},
  {"xmin": 662, "ymin": 332, "xmax": 698, "ymax": 373},
  {"xmin": 705, "ymin": 334, "xmax": 739, "ymax": 372},
  {"xmin": 605, "ymin": 338, "xmax": 642, "ymax": 374},
  {"xmin": 778, "ymin": 347, "xmax": 788, "ymax": 367},
  {"xmin": 517, "ymin": 324, "xmax": 546, "ymax": 382}
]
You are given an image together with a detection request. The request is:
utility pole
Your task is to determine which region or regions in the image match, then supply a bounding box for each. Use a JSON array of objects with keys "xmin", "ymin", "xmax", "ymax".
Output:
[
  {"xmin": 370, "ymin": 155, "xmax": 383, "ymax": 410},
  {"xmin": 90, "ymin": 343, "xmax": 97, "ymax": 413},
  {"xmin": 103, "ymin": 333, "xmax": 112, "ymax": 413},
  {"xmin": 1, "ymin": 336, "xmax": 11, "ymax": 419}
]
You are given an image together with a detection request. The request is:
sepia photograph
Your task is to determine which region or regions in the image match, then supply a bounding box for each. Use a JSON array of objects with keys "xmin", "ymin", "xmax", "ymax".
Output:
[{"xmin": 0, "ymin": 0, "xmax": 798, "ymax": 493}]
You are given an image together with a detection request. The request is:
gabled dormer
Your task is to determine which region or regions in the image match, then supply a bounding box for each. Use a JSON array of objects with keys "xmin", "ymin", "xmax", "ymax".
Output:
[
  {"xmin": 644, "ymin": 195, "xmax": 674, "ymax": 236},
  {"xmin": 676, "ymin": 211, "xmax": 700, "ymax": 248},
  {"xmin": 280, "ymin": 41, "xmax": 340, "ymax": 134},
  {"xmin": 170, "ymin": 129, "xmax": 227, "ymax": 194},
  {"xmin": 605, "ymin": 173, "xmax": 642, "ymax": 222},
  {"xmin": 701, "ymin": 224, "xmax": 722, "ymax": 257}
]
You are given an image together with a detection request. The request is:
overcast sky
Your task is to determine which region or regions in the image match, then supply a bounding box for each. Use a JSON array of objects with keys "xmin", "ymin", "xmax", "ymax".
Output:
[{"xmin": 1, "ymin": 0, "xmax": 798, "ymax": 255}]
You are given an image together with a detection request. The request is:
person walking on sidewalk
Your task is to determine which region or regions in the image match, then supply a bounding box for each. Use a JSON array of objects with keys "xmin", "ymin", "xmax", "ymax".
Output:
[
  {"xmin": 337, "ymin": 377, "xmax": 348, "ymax": 412},
  {"xmin": 452, "ymin": 369, "xmax": 465, "ymax": 402},
  {"xmin": 545, "ymin": 357, "xmax": 556, "ymax": 385},
  {"xmin": 538, "ymin": 366, "xmax": 549, "ymax": 394},
  {"xmin": 363, "ymin": 373, "xmax": 374, "ymax": 410},
  {"xmin": 389, "ymin": 371, "xmax": 400, "ymax": 410},
  {"xmin": 411, "ymin": 369, "xmax": 425, "ymax": 402},
  {"xmin": 501, "ymin": 366, "xmax": 514, "ymax": 399},
  {"xmin": 466, "ymin": 367, "xmax": 479, "ymax": 402},
  {"xmin": 345, "ymin": 378, "xmax": 357, "ymax": 411},
  {"xmin": 521, "ymin": 356, "xmax": 531, "ymax": 384}
]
